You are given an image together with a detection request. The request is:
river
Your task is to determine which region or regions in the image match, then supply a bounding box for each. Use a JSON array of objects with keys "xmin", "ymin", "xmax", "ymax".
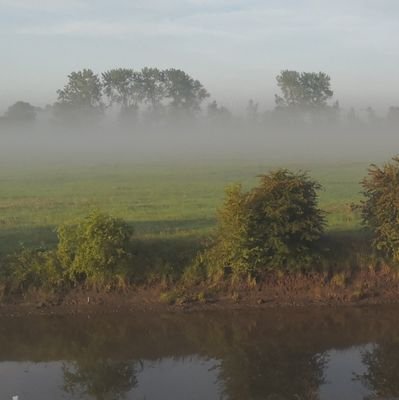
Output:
[{"xmin": 1, "ymin": 306, "xmax": 399, "ymax": 399}]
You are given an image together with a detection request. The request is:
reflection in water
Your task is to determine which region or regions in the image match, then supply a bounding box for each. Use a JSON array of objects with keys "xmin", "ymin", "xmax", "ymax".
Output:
[
  {"xmin": 320, "ymin": 348, "xmax": 369, "ymax": 400},
  {"xmin": 218, "ymin": 334, "xmax": 326, "ymax": 400},
  {"xmin": 358, "ymin": 341, "xmax": 399, "ymax": 399},
  {"xmin": 63, "ymin": 360, "xmax": 138, "ymax": 400},
  {"xmin": 1, "ymin": 307, "xmax": 399, "ymax": 400}
]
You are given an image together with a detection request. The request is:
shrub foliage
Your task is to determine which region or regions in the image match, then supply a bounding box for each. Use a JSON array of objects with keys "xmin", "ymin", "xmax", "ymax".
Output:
[
  {"xmin": 57, "ymin": 210, "xmax": 133, "ymax": 286},
  {"xmin": 198, "ymin": 169, "xmax": 326, "ymax": 277},
  {"xmin": 362, "ymin": 156, "xmax": 399, "ymax": 264},
  {"xmin": 0, "ymin": 211, "xmax": 134, "ymax": 296},
  {"xmin": 2, "ymin": 248, "xmax": 62, "ymax": 295}
]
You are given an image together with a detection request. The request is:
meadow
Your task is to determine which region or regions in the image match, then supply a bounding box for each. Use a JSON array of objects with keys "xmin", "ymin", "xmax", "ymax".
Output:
[{"xmin": 0, "ymin": 159, "xmax": 367, "ymax": 256}]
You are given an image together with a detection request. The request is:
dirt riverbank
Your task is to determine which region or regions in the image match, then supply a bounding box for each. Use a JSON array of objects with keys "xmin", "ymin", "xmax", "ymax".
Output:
[{"xmin": 1, "ymin": 266, "xmax": 399, "ymax": 317}]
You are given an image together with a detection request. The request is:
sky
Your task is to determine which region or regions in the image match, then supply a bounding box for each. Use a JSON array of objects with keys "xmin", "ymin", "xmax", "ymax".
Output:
[{"xmin": 1, "ymin": 0, "xmax": 398, "ymax": 113}]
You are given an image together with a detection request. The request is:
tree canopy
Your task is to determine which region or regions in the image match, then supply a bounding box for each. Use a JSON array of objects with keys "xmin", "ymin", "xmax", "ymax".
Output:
[
  {"xmin": 275, "ymin": 70, "xmax": 334, "ymax": 110},
  {"xmin": 52, "ymin": 67, "xmax": 210, "ymax": 122},
  {"xmin": 55, "ymin": 69, "xmax": 104, "ymax": 121},
  {"xmin": 102, "ymin": 68, "xmax": 140, "ymax": 115},
  {"xmin": 163, "ymin": 68, "xmax": 210, "ymax": 113}
]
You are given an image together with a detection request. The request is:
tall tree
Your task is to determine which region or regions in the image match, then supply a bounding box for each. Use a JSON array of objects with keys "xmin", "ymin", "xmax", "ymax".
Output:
[
  {"xmin": 102, "ymin": 68, "xmax": 140, "ymax": 116},
  {"xmin": 275, "ymin": 70, "xmax": 333, "ymax": 110},
  {"xmin": 163, "ymin": 69, "xmax": 209, "ymax": 113},
  {"xmin": 136, "ymin": 67, "xmax": 167, "ymax": 113},
  {"xmin": 55, "ymin": 69, "xmax": 104, "ymax": 121}
]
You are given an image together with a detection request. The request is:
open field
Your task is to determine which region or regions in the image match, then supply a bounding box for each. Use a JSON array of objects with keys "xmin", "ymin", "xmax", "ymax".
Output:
[{"xmin": 0, "ymin": 160, "xmax": 368, "ymax": 255}]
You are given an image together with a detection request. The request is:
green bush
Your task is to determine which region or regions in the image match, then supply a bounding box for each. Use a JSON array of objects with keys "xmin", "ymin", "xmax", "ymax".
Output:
[
  {"xmin": 197, "ymin": 169, "xmax": 326, "ymax": 278},
  {"xmin": 362, "ymin": 156, "xmax": 399, "ymax": 264},
  {"xmin": 0, "ymin": 211, "xmax": 134, "ymax": 297},
  {"xmin": 57, "ymin": 210, "xmax": 133, "ymax": 287},
  {"xmin": 2, "ymin": 248, "xmax": 63, "ymax": 295}
]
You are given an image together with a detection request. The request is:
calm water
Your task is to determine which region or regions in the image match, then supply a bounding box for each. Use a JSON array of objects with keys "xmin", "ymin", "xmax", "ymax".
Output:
[{"xmin": 1, "ymin": 306, "xmax": 399, "ymax": 400}]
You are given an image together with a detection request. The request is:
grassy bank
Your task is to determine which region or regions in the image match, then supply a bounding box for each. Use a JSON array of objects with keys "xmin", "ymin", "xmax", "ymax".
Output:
[{"xmin": 1, "ymin": 159, "xmax": 386, "ymax": 307}]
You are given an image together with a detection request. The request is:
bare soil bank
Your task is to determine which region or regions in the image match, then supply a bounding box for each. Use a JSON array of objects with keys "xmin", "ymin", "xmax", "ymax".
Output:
[{"xmin": 1, "ymin": 267, "xmax": 399, "ymax": 317}]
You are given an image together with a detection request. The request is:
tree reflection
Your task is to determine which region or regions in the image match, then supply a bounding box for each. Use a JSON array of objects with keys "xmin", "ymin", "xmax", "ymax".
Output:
[
  {"xmin": 63, "ymin": 358, "xmax": 139, "ymax": 400},
  {"xmin": 3, "ymin": 308, "xmax": 398, "ymax": 400},
  {"xmin": 219, "ymin": 346, "xmax": 326, "ymax": 400},
  {"xmin": 358, "ymin": 341, "xmax": 399, "ymax": 399},
  {"xmin": 191, "ymin": 314, "xmax": 329, "ymax": 400}
]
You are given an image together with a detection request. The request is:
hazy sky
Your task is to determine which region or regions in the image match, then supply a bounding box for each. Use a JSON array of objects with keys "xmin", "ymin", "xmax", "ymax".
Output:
[{"xmin": 1, "ymin": 0, "xmax": 398, "ymax": 113}]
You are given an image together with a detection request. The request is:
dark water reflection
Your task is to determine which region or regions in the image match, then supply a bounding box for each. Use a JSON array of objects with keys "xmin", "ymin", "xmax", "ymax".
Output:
[{"xmin": 1, "ymin": 306, "xmax": 399, "ymax": 399}]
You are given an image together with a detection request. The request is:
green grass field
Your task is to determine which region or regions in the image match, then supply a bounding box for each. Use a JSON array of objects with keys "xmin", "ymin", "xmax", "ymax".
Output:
[{"xmin": 0, "ymin": 160, "xmax": 368, "ymax": 255}]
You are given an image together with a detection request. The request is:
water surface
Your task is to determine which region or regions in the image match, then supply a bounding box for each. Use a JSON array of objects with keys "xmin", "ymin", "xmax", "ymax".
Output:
[{"xmin": 1, "ymin": 306, "xmax": 399, "ymax": 399}]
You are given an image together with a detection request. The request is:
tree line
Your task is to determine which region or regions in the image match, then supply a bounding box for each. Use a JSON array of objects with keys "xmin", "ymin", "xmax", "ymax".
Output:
[
  {"xmin": 2, "ymin": 67, "xmax": 398, "ymax": 127},
  {"xmin": 1, "ymin": 68, "xmax": 210, "ymax": 125}
]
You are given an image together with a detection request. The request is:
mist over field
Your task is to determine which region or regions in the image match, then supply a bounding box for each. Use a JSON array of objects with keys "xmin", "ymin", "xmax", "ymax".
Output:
[
  {"xmin": 0, "ymin": 85, "xmax": 398, "ymax": 165},
  {"xmin": 1, "ymin": 117, "xmax": 398, "ymax": 166},
  {"xmin": 0, "ymin": 0, "xmax": 398, "ymax": 168}
]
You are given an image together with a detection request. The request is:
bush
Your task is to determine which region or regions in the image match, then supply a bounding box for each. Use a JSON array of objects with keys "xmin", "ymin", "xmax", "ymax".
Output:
[
  {"xmin": 362, "ymin": 156, "xmax": 399, "ymax": 264},
  {"xmin": 2, "ymin": 248, "xmax": 63, "ymax": 295},
  {"xmin": 0, "ymin": 211, "xmax": 134, "ymax": 298},
  {"xmin": 57, "ymin": 210, "xmax": 133, "ymax": 287},
  {"xmin": 198, "ymin": 169, "xmax": 326, "ymax": 278}
]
